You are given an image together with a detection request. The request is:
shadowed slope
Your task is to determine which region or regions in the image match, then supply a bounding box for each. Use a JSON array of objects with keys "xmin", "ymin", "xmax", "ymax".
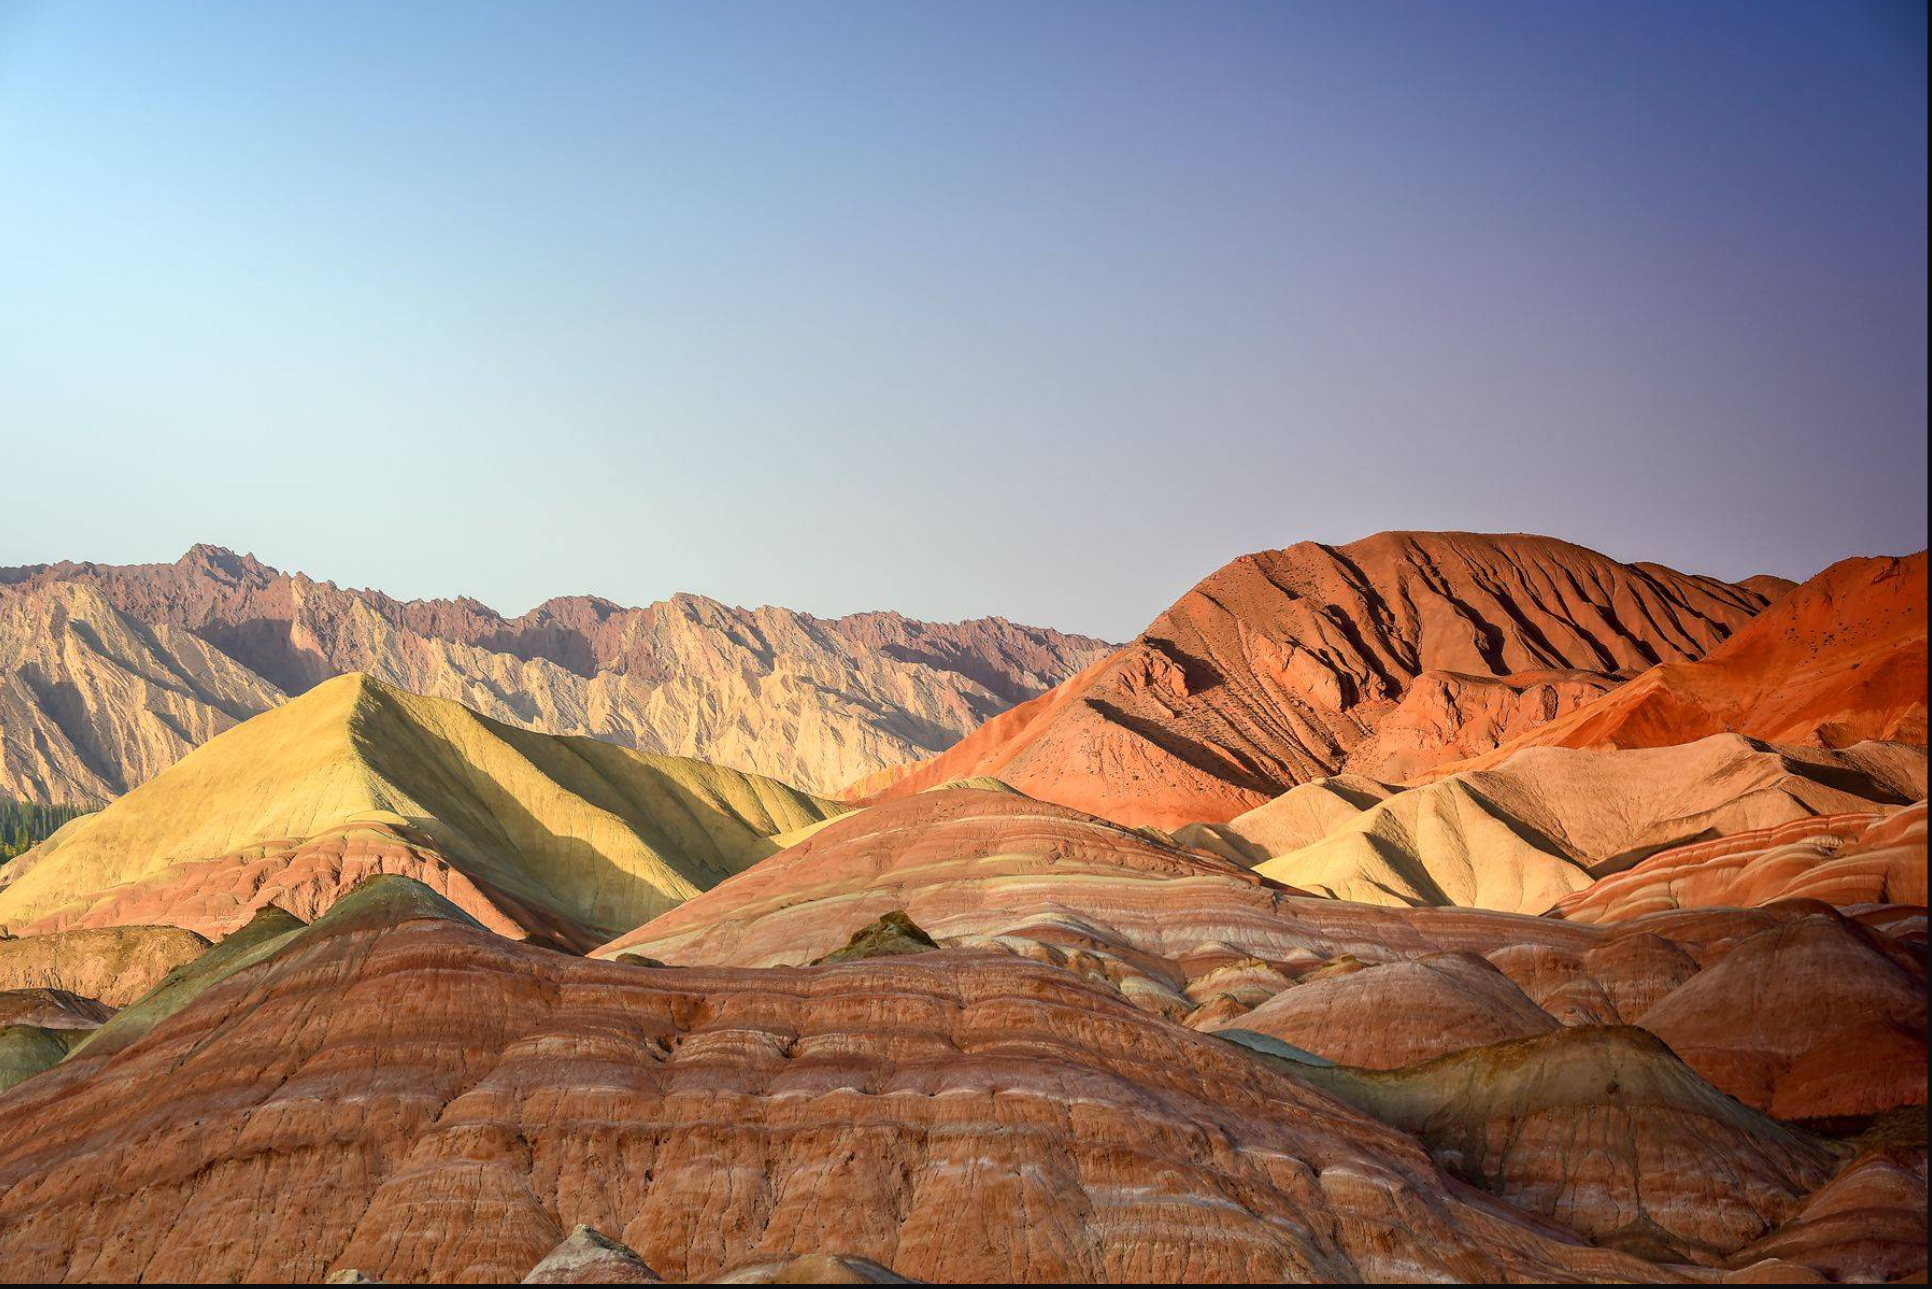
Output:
[
  {"xmin": 1247, "ymin": 1026, "xmax": 1840, "ymax": 1264},
  {"xmin": 1638, "ymin": 913, "xmax": 1928, "ymax": 1123},
  {"xmin": 850, "ymin": 532, "xmax": 1771, "ymax": 828},
  {"xmin": 0, "ymin": 675, "xmax": 842, "ymax": 946}
]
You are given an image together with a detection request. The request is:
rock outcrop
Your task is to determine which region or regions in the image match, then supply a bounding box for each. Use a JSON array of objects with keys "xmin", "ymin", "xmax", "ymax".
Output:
[
  {"xmin": 0, "ymin": 876, "xmax": 1663, "ymax": 1284},
  {"xmin": 812, "ymin": 911, "xmax": 938, "ymax": 964},
  {"xmin": 0, "ymin": 986, "xmax": 111, "ymax": 1030},
  {"xmin": 522, "ymin": 1225, "xmax": 662, "ymax": 1284},
  {"xmin": 1729, "ymin": 1115, "xmax": 1928, "ymax": 1281},
  {"xmin": 0, "ymin": 675, "xmax": 843, "ymax": 946},
  {"xmin": 0, "ymin": 546, "xmax": 1110, "ymax": 802},
  {"xmin": 849, "ymin": 532, "xmax": 1774, "ymax": 827}
]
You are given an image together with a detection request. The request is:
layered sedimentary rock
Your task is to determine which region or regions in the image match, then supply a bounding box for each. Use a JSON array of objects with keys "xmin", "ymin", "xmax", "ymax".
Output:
[
  {"xmin": 0, "ymin": 546, "xmax": 1110, "ymax": 801},
  {"xmin": 0, "ymin": 674, "xmax": 842, "ymax": 946},
  {"xmin": 1639, "ymin": 913, "xmax": 1927, "ymax": 1123},
  {"xmin": 1553, "ymin": 801, "xmax": 1929, "ymax": 923},
  {"xmin": 1440, "ymin": 551, "xmax": 1929, "ymax": 771},
  {"xmin": 850, "ymin": 532, "xmax": 1774, "ymax": 827},
  {"xmin": 1254, "ymin": 1026, "xmax": 1840, "ymax": 1264},
  {"xmin": 1245, "ymin": 735, "xmax": 1924, "ymax": 913},
  {"xmin": 0, "ymin": 923, "xmax": 209, "ymax": 1004},
  {"xmin": 1730, "ymin": 1119, "xmax": 1928, "ymax": 1282},
  {"xmin": 1211, "ymin": 951, "xmax": 1560, "ymax": 1068},
  {"xmin": 0, "ymin": 876, "xmax": 1663, "ymax": 1284}
]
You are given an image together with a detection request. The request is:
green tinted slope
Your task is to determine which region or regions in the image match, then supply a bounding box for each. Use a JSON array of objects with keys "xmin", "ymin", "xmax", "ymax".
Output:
[{"xmin": 0, "ymin": 675, "xmax": 843, "ymax": 941}]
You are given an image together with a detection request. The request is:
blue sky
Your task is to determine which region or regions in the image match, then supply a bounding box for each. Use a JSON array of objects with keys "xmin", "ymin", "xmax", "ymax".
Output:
[{"xmin": 1, "ymin": 0, "xmax": 1924, "ymax": 639}]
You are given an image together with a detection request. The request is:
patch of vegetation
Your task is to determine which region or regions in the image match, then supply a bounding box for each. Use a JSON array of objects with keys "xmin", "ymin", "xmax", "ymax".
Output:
[{"xmin": 0, "ymin": 800, "xmax": 94, "ymax": 864}]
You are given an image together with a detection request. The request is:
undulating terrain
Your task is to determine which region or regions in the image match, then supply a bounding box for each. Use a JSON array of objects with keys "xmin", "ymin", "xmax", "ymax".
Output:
[{"xmin": 0, "ymin": 530, "xmax": 1924, "ymax": 1284}]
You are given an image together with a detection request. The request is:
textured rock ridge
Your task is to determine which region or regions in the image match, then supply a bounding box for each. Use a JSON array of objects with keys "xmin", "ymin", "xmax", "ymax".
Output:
[
  {"xmin": 0, "ymin": 546, "xmax": 1111, "ymax": 802},
  {"xmin": 850, "ymin": 532, "xmax": 1772, "ymax": 827},
  {"xmin": 1436, "ymin": 551, "xmax": 1929, "ymax": 771}
]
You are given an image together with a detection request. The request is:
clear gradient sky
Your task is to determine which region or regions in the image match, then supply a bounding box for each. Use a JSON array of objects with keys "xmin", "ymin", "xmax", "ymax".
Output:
[{"xmin": 1, "ymin": 0, "xmax": 1925, "ymax": 640}]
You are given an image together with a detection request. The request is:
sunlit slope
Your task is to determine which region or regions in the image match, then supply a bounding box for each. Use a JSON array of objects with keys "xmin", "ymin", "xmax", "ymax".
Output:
[{"xmin": 0, "ymin": 673, "xmax": 842, "ymax": 942}]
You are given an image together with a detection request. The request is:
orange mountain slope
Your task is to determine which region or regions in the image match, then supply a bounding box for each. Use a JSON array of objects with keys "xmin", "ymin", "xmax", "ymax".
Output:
[
  {"xmin": 847, "ymin": 532, "xmax": 1771, "ymax": 827},
  {"xmin": 1436, "ymin": 552, "xmax": 1927, "ymax": 773}
]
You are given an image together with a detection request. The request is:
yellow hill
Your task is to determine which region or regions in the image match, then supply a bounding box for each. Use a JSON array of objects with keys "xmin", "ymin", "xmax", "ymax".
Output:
[
  {"xmin": 1251, "ymin": 735, "xmax": 1925, "ymax": 913},
  {"xmin": 0, "ymin": 674, "xmax": 842, "ymax": 946}
]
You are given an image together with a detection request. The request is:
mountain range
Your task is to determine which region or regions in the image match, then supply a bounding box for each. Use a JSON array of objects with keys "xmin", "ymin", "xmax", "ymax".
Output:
[
  {"xmin": 0, "ymin": 528, "xmax": 1924, "ymax": 1284},
  {"xmin": 0, "ymin": 545, "xmax": 1110, "ymax": 804}
]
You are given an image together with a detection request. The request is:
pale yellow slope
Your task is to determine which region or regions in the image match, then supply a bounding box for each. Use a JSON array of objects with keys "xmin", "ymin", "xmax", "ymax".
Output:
[
  {"xmin": 0, "ymin": 673, "xmax": 842, "ymax": 941},
  {"xmin": 1175, "ymin": 775, "xmax": 1395, "ymax": 866},
  {"xmin": 1255, "ymin": 734, "xmax": 1926, "ymax": 913}
]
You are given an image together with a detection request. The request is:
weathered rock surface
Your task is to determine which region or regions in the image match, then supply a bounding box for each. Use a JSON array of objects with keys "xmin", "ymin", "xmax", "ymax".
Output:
[
  {"xmin": 0, "ymin": 674, "xmax": 843, "ymax": 946},
  {"xmin": 1244, "ymin": 735, "xmax": 1922, "ymax": 913},
  {"xmin": 1253, "ymin": 1026, "xmax": 1841, "ymax": 1264},
  {"xmin": 1439, "ymin": 551, "xmax": 1929, "ymax": 770},
  {"xmin": 0, "ymin": 580, "xmax": 286, "ymax": 804},
  {"xmin": 0, "ymin": 923, "xmax": 209, "ymax": 1003},
  {"xmin": 812, "ymin": 912, "xmax": 937, "ymax": 964},
  {"xmin": 1638, "ymin": 913, "xmax": 1927, "ymax": 1123},
  {"xmin": 0, "ymin": 546, "xmax": 1110, "ymax": 802},
  {"xmin": 523, "ymin": 1225, "xmax": 662, "ymax": 1283},
  {"xmin": 850, "ymin": 532, "xmax": 1772, "ymax": 827},
  {"xmin": 598, "ymin": 787, "xmax": 1688, "ymax": 1042},
  {"xmin": 1553, "ymin": 800, "xmax": 1929, "ymax": 923},
  {"xmin": 1212, "ymin": 951, "xmax": 1561, "ymax": 1068},
  {"xmin": 1728, "ymin": 1113, "xmax": 1928, "ymax": 1281},
  {"xmin": 1343, "ymin": 668, "xmax": 1623, "ymax": 782},
  {"xmin": 0, "ymin": 876, "xmax": 1664, "ymax": 1284},
  {"xmin": 699, "ymin": 1255, "xmax": 912, "ymax": 1283}
]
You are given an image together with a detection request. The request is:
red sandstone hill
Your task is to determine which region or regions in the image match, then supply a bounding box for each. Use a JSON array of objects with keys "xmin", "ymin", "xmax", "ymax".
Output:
[
  {"xmin": 1435, "ymin": 551, "xmax": 1928, "ymax": 774},
  {"xmin": 0, "ymin": 876, "xmax": 1671, "ymax": 1284},
  {"xmin": 847, "ymin": 532, "xmax": 1772, "ymax": 828}
]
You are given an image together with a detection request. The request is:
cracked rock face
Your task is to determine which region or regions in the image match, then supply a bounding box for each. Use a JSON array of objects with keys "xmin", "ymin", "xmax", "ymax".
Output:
[
  {"xmin": 0, "ymin": 877, "xmax": 1665, "ymax": 1284},
  {"xmin": 850, "ymin": 531, "xmax": 1772, "ymax": 828}
]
